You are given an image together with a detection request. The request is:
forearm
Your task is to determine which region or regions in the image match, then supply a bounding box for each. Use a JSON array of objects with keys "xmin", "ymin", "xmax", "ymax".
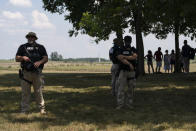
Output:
[
  {"xmin": 124, "ymin": 56, "xmax": 136, "ymax": 60},
  {"xmin": 117, "ymin": 55, "xmax": 133, "ymax": 65},
  {"xmin": 124, "ymin": 53, "xmax": 137, "ymax": 60},
  {"xmin": 117, "ymin": 55, "xmax": 134, "ymax": 71},
  {"xmin": 120, "ymin": 58, "xmax": 132, "ymax": 66},
  {"xmin": 39, "ymin": 56, "xmax": 48, "ymax": 64},
  {"xmin": 15, "ymin": 56, "xmax": 24, "ymax": 62}
]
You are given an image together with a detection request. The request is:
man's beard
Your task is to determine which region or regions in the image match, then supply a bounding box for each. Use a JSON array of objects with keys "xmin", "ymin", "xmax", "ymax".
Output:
[{"xmin": 29, "ymin": 41, "xmax": 35, "ymax": 44}]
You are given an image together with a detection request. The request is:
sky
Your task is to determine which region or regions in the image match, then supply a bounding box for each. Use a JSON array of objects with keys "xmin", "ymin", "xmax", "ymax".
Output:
[{"xmin": 0, "ymin": 0, "xmax": 195, "ymax": 60}]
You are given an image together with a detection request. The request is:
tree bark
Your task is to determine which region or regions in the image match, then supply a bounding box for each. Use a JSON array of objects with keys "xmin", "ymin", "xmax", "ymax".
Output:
[
  {"xmin": 174, "ymin": 21, "xmax": 181, "ymax": 73},
  {"xmin": 133, "ymin": 0, "xmax": 145, "ymax": 76}
]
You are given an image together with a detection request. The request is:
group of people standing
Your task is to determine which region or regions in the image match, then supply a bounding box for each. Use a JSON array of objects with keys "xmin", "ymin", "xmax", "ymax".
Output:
[
  {"xmin": 15, "ymin": 33, "xmax": 137, "ymax": 113},
  {"xmin": 109, "ymin": 38, "xmax": 195, "ymax": 109},
  {"xmin": 145, "ymin": 40, "xmax": 194, "ymax": 74},
  {"xmin": 15, "ymin": 32, "xmax": 195, "ymax": 113},
  {"xmin": 145, "ymin": 47, "xmax": 176, "ymax": 74}
]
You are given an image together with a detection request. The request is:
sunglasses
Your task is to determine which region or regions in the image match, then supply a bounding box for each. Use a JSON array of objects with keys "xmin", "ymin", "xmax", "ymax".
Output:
[{"xmin": 27, "ymin": 36, "xmax": 36, "ymax": 38}]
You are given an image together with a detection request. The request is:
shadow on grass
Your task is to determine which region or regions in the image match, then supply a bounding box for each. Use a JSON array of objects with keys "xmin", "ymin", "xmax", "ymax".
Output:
[
  {"xmin": 1, "ymin": 72, "xmax": 196, "ymax": 130},
  {"xmin": 0, "ymin": 73, "xmax": 111, "ymax": 88},
  {"xmin": 1, "ymin": 72, "xmax": 196, "ymax": 88},
  {"xmin": 1, "ymin": 87, "xmax": 196, "ymax": 130}
]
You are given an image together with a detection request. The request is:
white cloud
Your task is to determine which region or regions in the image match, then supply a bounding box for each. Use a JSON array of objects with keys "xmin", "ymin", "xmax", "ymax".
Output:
[
  {"xmin": 0, "ymin": 18, "xmax": 5, "ymax": 27},
  {"xmin": 23, "ymin": 20, "xmax": 28, "ymax": 25},
  {"xmin": 32, "ymin": 10, "xmax": 55, "ymax": 29},
  {"xmin": 0, "ymin": 12, "xmax": 28, "ymax": 34},
  {"xmin": 9, "ymin": 0, "xmax": 32, "ymax": 7},
  {"xmin": 2, "ymin": 11, "xmax": 24, "ymax": 20},
  {"xmin": 4, "ymin": 28, "xmax": 29, "ymax": 35}
]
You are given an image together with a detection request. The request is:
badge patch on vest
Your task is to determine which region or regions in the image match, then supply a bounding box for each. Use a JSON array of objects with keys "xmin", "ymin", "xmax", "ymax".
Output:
[
  {"xmin": 27, "ymin": 47, "xmax": 34, "ymax": 50},
  {"xmin": 123, "ymin": 51, "xmax": 130, "ymax": 55},
  {"xmin": 27, "ymin": 47, "xmax": 39, "ymax": 50}
]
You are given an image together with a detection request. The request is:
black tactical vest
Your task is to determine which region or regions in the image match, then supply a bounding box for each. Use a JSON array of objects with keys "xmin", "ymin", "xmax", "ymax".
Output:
[{"xmin": 21, "ymin": 43, "xmax": 43, "ymax": 71}]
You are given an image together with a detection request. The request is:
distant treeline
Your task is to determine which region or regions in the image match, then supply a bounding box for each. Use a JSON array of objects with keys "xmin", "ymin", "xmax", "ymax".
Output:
[
  {"xmin": 50, "ymin": 51, "xmax": 109, "ymax": 62},
  {"xmin": 49, "ymin": 58, "xmax": 110, "ymax": 63},
  {"xmin": 0, "ymin": 58, "xmax": 110, "ymax": 63}
]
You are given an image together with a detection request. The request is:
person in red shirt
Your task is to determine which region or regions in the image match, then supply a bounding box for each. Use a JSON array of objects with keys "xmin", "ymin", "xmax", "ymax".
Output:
[{"xmin": 154, "ymin": 47, "xmax": 163, "ymax": 73}]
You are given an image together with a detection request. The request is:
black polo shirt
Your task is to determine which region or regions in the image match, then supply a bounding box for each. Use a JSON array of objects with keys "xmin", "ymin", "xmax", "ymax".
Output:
[{"xmin": 16, "ymin": 43, "xmax": 48, "ymax": 69}]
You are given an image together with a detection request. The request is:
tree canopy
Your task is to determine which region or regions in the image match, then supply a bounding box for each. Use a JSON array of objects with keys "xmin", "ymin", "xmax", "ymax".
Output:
[
  {"xmin": 146, "ymin": 0, "xmax": 196, "ymax": 72},
  {"xmin": 43, "ymin": 0, "xmax": 196, "ymax": 74}
]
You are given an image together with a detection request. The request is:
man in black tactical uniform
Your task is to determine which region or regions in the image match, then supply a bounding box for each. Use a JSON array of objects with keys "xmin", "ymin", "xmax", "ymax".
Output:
[
  {"xmin": 15, "ymin": 32, "xmax": 48, "ymax": 114},
  {"xmin": 109, "ymin": 38, "xmax": 123, "ymax": 96},
  {"xmin": 115, "ymin": 36, "xmax": 137, "ymax": 109}
]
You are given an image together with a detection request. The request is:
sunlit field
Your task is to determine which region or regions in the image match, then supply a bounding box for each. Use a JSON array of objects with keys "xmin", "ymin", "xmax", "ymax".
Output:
[
  {"xmin": 1, "ymin": 60, "xmax": 196, "ymax": 73},
  {"xmin": 0, "ymin": 60, "xmax": 111, "ymax": 73},
  {"xmin": 1, "ymin": 60, "xmax": 196, "ymax": 131}
]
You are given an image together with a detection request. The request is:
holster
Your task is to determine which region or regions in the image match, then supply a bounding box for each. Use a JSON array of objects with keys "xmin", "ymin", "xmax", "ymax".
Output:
[{"xmin": 18, "ymin": 69, "xmax": 32, "ymax": 84}]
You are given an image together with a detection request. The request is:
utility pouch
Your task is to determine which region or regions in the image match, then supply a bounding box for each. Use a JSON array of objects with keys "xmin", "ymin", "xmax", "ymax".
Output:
[{"xmin": 19, "ymin": 69, "xmax": 23, "ymax": 79}]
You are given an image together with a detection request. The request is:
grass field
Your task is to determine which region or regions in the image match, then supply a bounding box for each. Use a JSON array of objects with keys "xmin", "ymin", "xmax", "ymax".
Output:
[
  {"xmin": 0, "ymin": 60, "xmax": 111, "ymax": 73},
  {"xmin": 1, "ymin": 60, "xmax": 196, "ymax": 131}
]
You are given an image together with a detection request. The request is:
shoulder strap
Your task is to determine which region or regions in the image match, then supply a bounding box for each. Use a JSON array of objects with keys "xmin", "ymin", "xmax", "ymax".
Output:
[
  {"xmin": 24, "ymin": 44, "xmax": 31, "ymax": 57},
  {"xmin": 24, "ymin": 44, "xmax": 34, "ymax": 63}
]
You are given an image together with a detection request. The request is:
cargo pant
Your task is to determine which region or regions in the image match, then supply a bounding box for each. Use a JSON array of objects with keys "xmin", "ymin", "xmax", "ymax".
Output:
[
  {"xmin": 183, "ymin": 57, "xmax": 190, "ymax": 73},
  {"xmin": 111, "ymin": 64, "xmax": 119, "ymax": 96},
  {"xmin": 117, "ymin": 70, "xmax": 136, "ymax": 107},
  {"xmin": 21, "ymin": 70, "xmax": 45, "ymax": 112}
]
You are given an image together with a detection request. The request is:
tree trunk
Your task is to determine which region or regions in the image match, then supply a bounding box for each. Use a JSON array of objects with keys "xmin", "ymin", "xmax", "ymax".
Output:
[
  {"xmin": 174, "ymin": 21, "xmax": 180, "ymax": 73},
  {"xmin": 133, "ymin": 0, "xmax": 145, "ymax": 76}
]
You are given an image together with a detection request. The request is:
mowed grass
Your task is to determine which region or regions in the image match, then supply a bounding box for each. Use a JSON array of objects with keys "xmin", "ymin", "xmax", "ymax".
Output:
[
  {"xmin": 1, "ymin": 61, "xmax": 196, "ymax": 130},
  {"xmin": 0, "ymin": 60, "xmax": 111, "ymax": 73},
  {"xmin": 2, "ymin": 60, "xmax": 196, "ymax": 73}
]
